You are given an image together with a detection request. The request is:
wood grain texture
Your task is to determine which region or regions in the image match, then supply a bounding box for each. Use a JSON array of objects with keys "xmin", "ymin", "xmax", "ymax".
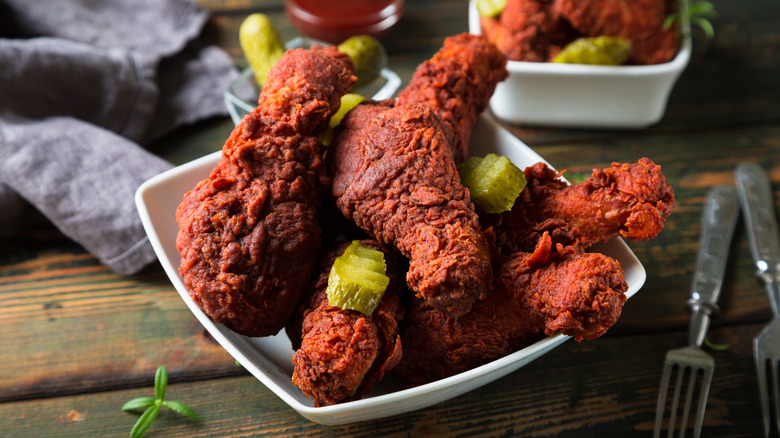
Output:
[
  {"xmin": 1, "ymin": 0, "xmax": 779, "ymax": 436},
  {"xmin": 0, "ymin": 323, "xmax": 765, "ymax": 437}
]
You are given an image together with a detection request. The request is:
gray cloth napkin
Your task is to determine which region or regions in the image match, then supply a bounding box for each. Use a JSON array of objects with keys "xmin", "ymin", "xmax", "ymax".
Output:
[{"xmin": 0, "ymin": 0, "xmax": 238, "ymax": 275}]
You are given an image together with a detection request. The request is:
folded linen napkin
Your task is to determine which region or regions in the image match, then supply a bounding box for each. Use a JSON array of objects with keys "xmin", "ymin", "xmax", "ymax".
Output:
[{"xmin": 0, "ymin": 0, "xmax": 238, "ymax": 275}]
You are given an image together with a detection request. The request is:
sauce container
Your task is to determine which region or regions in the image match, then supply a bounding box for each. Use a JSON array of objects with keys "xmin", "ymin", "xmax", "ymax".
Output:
[{"xmin": 284, "ymin": 0, "xmax": 404, "ymax": 44}]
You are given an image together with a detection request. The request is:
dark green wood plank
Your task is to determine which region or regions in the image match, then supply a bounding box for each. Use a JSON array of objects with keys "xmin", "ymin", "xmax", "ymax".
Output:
[
  {"xmin": 0, "ymin": 322, "xmax": 764, "ymax": 437},
  {"xmin": 0, "ymin": 252, "xmax": 242, "ymax": 402}
]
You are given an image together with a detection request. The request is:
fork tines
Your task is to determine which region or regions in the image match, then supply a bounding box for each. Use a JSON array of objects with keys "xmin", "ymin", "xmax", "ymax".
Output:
[
  {"xmin": 755, "ymin": 326, "xmax": 780, "ymax": 437},
  {"xmin": 654, "ymin": 348, "xmax": 715, "ymax": 438}
]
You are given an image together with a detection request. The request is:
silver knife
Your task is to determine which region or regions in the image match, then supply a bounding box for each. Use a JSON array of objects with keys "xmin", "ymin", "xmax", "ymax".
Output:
[
  {"xmin": 735, "ymin": 162, "xmax": 780, "ymax": 317},
  {"xmin": 736, "ymin": 163, "xmax": 780, "ymax": 437},
  {"xmin": 687, "ymin": 184, "xmax": 740, "ymax": 346}
]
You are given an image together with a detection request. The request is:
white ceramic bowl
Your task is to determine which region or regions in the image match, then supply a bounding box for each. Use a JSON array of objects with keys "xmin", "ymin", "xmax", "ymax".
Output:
[
  {"xmin": 135, "ymin": 114, "xmax": 647, "ymax": 425},
  {"xmin": 468, "ymin": 1, "xmax": 691, "ymax": 128}
]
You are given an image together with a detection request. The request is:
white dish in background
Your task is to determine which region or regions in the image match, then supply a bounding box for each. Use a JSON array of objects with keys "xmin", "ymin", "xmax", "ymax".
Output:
[
  {"xmin": 135, "ymin": 114, "xmax": 647, "ymax": 425},
  {"xmin": 468, "ymin": 0, "xmax": 691, "ymax": 128}
]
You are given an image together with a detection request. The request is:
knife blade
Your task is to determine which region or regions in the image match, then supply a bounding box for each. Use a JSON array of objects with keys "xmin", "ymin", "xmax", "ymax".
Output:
[{"xmin": 735, "ymin": 162, "xmax": 780, "ymax": 317}]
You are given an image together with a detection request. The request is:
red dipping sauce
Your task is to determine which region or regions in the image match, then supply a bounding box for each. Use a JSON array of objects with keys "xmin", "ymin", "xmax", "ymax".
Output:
[{"xmin": 284, "ymin": 0, "xmax": 404, "ymax": 44}]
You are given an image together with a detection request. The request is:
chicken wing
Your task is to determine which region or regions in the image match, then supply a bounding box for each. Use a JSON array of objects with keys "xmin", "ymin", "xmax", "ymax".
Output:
[
  {"xmin": 485, "ymin": 158, "xmax": 675, "ymax": 255},
  {"xmin": 396, "ymin": 232, "xmax": 628, "ymax": 386}
]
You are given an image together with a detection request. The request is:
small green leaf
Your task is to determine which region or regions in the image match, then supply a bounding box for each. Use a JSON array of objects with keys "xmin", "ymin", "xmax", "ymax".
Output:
[
  {"xmin": 122, "ymin": 397, "xmax": 157, "ymax": 412},
  {"xmin": 154, "ymin": 366, "xmax": 167, "ymax": 401},
  {"xmin": 663, "ymin": 12, "xmax": 679, "ymax": 29},
  {"xmin": 163, "ymin": 400, "xmax": 200, "ymax": 422},
  {"xmin": 691, "ymin": 16, "xmax": 715, "ymax": 39},
  {"xmin": 704, "ymin": 337, "xmax": 729, "ymax": 351},
  {"xmin": 668, "ymin": 0, "xmax": 717, "ymax": 39},
  {"xmin": 130, "ymin": 405, "xmax": 160, "ymax": 438},
  {"xmin": 689, "ymin": 1, "xmax": 717, "ymax": 17}
]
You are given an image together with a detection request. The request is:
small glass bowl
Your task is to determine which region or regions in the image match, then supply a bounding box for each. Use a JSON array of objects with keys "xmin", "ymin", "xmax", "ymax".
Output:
[{"xmin": 224, "ymin": 36, "xmax": 402, "ymax": 125}]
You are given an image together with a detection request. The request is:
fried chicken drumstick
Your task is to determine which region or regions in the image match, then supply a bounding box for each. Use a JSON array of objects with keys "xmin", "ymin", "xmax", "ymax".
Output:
[
  {"xmin": 396, "ymin": 233, "xmax": 628, "ymax": 386},
  {"xmin": 397, "ymin": 33, "xmax": 507, "ymax": 165},
  {"xmin": 330, "ymin": 102, "xmax": 492, "ymax": 318},
  {"xmin": 485, "ymin": 158, "xmax": 675, "ymax": 255},
  {"xmin": 329, "ymin": 33, "xmax": 507, "ymax": 318},
  {"xmin": 288, "ymin": 240, "xmax": 405, "ymax": 407},
  {"xmin": 176, "ymin": 46, "xmax": 355, "ymax": 337}
]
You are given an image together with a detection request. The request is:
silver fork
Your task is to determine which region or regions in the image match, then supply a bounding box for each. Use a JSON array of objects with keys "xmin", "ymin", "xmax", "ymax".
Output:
[
  {"xmin": 735, "ymin": 162, "xmax": 780, "ymax": 437},
  {"xmin": 653, "ymin": 184, "xmax": 739, "ymax": 438}
]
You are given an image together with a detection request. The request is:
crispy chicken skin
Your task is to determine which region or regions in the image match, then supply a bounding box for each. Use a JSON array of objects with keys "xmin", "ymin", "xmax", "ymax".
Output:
[
  {"xmin": 486, "ymin": 158, "xmax": 675, "ymax": 255},
  {"xmin": 480, "ymin": 0, "xmax": 679, "ymax": 65},
  {"xmin": 554, "ymin": 0, "xmax": 679, "ymax": 65},
  {"xmin": 396, "ymin": 233, "xmax": 628, "ymax": 386},
  {"xmin": 480, "ymin": 0, "xmax": 572, "ymax": 62},
  {"xmin": 175, "ymin": 46, "xmax": 355, "ymax": 337},
  {"xmin": 288, "ymin": 240, "xmax": 404, "ymax": 407},
  {"xmin": 397, "ymin": 33, "xmax": 507, "ymax": 165},
  {"xmin": 330, "ymin": 102, "xmax": 492, "ymax": 318}
]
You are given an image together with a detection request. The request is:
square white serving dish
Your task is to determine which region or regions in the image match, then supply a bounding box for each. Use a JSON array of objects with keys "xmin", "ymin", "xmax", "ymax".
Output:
[
  {"xmin": 135, "ymin": 114, "xmax": 647, "ymax": 425},
  {"xmin": 468, "ymin": 0, "xmax": 691, "ymax": 128},
  {"xmin": 224, "ymin": 36, "xmax": 402, "ymax": 126}
]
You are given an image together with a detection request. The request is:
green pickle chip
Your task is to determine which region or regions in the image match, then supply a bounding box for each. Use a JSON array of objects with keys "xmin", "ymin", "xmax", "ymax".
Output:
[
  {"xmin": 553, "ymin": 36, "xmax": 632, "ymax": 66},
  {"xmin": 319, "ymin": 93, "xmax": 365, "ymax": 146},
  {"xmin": 337, "ymin": 35, "xmax": 387, "ymax": 89},
  {"xmin": 326, "ymin": 241, "xmax": 390, "ymax": 315},
  {"xmin": 239, "ymin": 13, "xmax": 286, "ymax": 88},
  {"xmin": 330, "ymin": 94, "xmax": 365, "ymax": 129},
  {"xmin": 476, "ymin": 0, "xmax": 507, "ymax": 18},
  {"xmin": 459, "ymin": 153, "xmax": 527, "ymax": 214}
]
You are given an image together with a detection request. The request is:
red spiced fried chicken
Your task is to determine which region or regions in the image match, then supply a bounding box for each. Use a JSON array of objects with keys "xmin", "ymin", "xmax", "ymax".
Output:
[
  {"xmin": 553, "ymin": 0, "xmax": 679, "ymax": 65},
  {"xmin": 329, "ymin": 33, "xmax": 507, "ymax": 318},
  {"xmin": 330, "ymin": 102, "xmax": 492, "ymax": 318},
  {"xmin": 396, "ymin": 233, "xmax": 628, "ymax": 386},
  {"xmin": 479, "ymin": 0, "xmax": 572, "ymax": 62},
  {"xmin": 397, "ymin": 33, "xmax": 507, "ymax": 165},
  {"xmin": 480, "ymin": 0, "xmax": 679, "ymax": 64},
  {"xmin": 485, "ymin": 158, "xmax": 675, "ymax": 255},
  {"xmin": 289, "ymin": 241, "xmax": 404, "ymax": 407},
  {"xmin": 175, "ymin": 46, "xmax": 355, "ymax": 337}
]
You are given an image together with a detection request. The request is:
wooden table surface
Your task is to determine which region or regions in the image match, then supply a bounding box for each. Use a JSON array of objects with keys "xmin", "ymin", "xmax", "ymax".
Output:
[{"xmin": 2, "ymin": 0, "xmax": 779, "ymax": 436}]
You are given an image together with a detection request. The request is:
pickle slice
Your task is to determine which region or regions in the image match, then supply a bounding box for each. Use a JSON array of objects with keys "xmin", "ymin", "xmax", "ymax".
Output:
[
  {"xmin": 239, "ymin": 13, "xmax": 286, "ymax": 88},
  {"xmin": 553, "ymin": 36, "xmax": 631, "ymax": 66},
  {"xmin": 319, "ymin": 93, "xmax": 366, "ymax": 146},
  {"xmin": 476, "ymin": 0, "xmax": 506, "ymax": 18},
  {"xmin": 330, "ymin": 94, "xmax": 365, "ymax": 128},
  {"xmin": 337, "ymin": 35, "xmax": 387, "ymax": 89},
  {"xmin": 459, "ymin": 153, "xmax": 527, "ymax": 214},
  {"xmin": 326, "ymin": 241, "xmax": 390, "ymax": 315}
]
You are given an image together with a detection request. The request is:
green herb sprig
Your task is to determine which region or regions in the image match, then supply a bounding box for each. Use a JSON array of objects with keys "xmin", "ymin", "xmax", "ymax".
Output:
[
  {"xmin": 665, "ymin": 0, "xmax": 718, "ymax": 39},
  {"xmin": 122, "ymin": 366, "xmax": 199, "ymax": 438}
]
